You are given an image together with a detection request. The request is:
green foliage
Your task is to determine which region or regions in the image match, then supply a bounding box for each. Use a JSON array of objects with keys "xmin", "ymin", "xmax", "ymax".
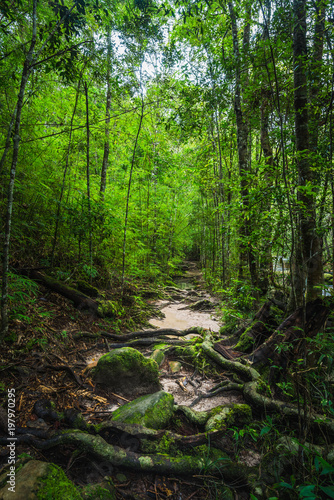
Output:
[
  {"xmin": 277, "ymin": 456, "xmax": 334, "ymax": 499},
  {"xmin": 7, "ymin": 273, "xmax": 39, "ymax": 323}
]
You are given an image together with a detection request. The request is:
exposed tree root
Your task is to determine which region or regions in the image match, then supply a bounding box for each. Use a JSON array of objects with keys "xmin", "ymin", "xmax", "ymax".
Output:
[
  {"xmin": 0, "ymin": 431, "xmax": 250, "ymax": 484},
  {"xmin": 202, "ymin": 337, "xmax": 260, "ymax": 382},
  {"xmin": 74, "ymin": 327, "xmax": 202, "ymax": 342},
  {"xmin": 189, "ymin": 383, "xmax": 243, "ymax": 408},
  {"xmin": 87, "ymin": 339, "xmax": 198, "ymax": 349},
  {"xmin": 203, "ymin": 335, "xmax": 334, "ymax": 438},
  {"xmin": 97, "ymin": 420, "xmax": 225, "ymax": 450}
]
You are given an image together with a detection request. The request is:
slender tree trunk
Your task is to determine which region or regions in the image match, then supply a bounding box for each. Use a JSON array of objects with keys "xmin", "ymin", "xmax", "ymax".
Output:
[
  {"xmin": 0, "ymin": 0, "xmax": 37, "ymax": 338},
  {"xmin": 0, "ymin": 107, "xmax": 17, "ymax": 176},
  {"xmin": 100, "ymin": 30, "xmax": 112, "ymax": 198},
  {"xmin": 309, "ymin": 0, "xmax": 327, "ymax": 152},
  {"xmin": 85, "ymin": 81, "xmax": 93, "ymax": 280},
  {"xmin": 228, "ymin": 2, "xmax": 254, "ymax": 284},
  {"xmin": 293, "ymin": 0, "xmax": 323, "ymax": 302},
  {"xmin": 51, "ymin": 78, "xmax": 82, "ymax": 266},
  {"xmin": 121, "ymin": 94, "xmax": 145, "ymax": 286}
]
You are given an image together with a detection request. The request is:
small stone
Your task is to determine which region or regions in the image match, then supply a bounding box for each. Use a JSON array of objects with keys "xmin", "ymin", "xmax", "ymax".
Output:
[
  {"xmin": 116, "ymin": 474, "xmax": 127, "ymax": 483},
  {"xmin": 168, "ymin": 361, "xmax": 182, "ymax": 373}
]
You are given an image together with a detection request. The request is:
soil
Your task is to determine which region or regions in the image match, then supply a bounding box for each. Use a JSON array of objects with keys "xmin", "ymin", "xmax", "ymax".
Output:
[{"xmin": 149, "ymin": 301, "xmax": 221, "ymax": 332}]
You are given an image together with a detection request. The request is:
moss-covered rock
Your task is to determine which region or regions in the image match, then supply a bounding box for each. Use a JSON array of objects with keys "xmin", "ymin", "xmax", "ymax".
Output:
[
  {"xmin": 0, "ymin": 460, "xmax": 82, "ymax": 500},
  {"xmin": 173, "ymin": 345, "xmax": 198, "ymax": 361},
  {"xmin": 205, "ymin": 404, "xmax": 252, "ymax": 432},
  {"xmin": 93, "ymin": 347, "xmax": 161, "ymax": 397},
  {"xmin": 111, "ymin": 391, "xmax": 174, "ymax": 430}
]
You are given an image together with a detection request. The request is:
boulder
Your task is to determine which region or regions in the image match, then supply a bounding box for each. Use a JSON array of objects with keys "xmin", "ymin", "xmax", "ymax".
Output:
[
  {"xmin": 111, "ymin": 391, "xmax": 174, "ymax": 429},
  {"xmin": 0, "ymin": 460, "xmax": 81, "ymax": 500},
  {"xmin": 93, "ymin": 347, "xmax": 161, "ymax": 397}
]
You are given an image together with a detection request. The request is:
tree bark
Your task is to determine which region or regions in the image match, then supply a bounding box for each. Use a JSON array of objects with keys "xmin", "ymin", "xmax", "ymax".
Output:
[
  {"xmin": 51, "ymin": 77, "xmax": 82, "ymax": 266},
  {"xmin": 0, "ymin": 0, "xmax": 37, "ymax": 339},
  {"xmin": 100, "ymin": 30, "xmax": 112, "ymax": 198},
  {"xmin": 228, "ymin": 2, "xmax": 256, "ymax": 287},
  {"xmin": 249, "ymin": 298, "xmax": 329, "ymax": 365},
  {"xmin": 84, "ymin": 81, "xmax": 93, "ymax": 280},
  {"xmin": 293, "ymin": 0, "xmax": 323, "ymax": 303},
  {"xmin": 28, "ymin": 270, "xmax": 99, "ymax": 314}
]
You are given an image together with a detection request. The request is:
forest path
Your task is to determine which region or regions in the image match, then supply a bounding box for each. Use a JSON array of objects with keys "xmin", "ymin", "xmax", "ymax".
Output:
[{"xmin": 149, "ymin": 262, "xmax": 222, "ymax": 332}]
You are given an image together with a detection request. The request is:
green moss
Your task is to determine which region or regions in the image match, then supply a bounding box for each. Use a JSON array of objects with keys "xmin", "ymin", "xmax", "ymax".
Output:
[
  {"xmin": 205, "ymin": 404, "xmax": 252, "ymax": 432},
  {"xmin": 81, "ymin": 481, "xmax": 115, "ymax": 500},
  {"xmin": 111, "ymin": 391, "xmax": 174, "ymax": 429},
  {"xmin": 219, "ymin": 324, "xmax": 236, "ymax": 336},
  {"xmin": 151, "ymin": 349, "xmax": 165, "ymax": 366},
  {"xmin": 142, "ymin": 432, "xmax": 179, "ymax": 456},
  {"xmin": 175, "ymin": 405, "xmax": 209, "ymax": 426},
  {"xmin": 76, "ymin": 280, "xmax": 99, "ymax": 298},
  {"xmin": 234, "ymin": 328, "xmax": 254, "ymax": 352},
  {"xmin": 98, "ymin": 348, "xmax": 156, "ymax": 374},
  {"xmin": 37, "ymin": 464, "xmax": 82, "ymax": 500},
  {"xmin": 225, "ymin": 404, "xmax": 252, "ymax": 426},
  {"xmin": 97, "ymin": 300, "xmax": 124, "ymax": 318},
  {"xmin": 138, "ymin": 456, "xmax": 154, "ymax": 468}
]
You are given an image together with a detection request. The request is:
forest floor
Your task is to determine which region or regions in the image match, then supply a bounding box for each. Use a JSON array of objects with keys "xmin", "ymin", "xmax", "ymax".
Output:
[{"xmin": 0, "ymin": 264, "xmax": 256, "ymax": 499}]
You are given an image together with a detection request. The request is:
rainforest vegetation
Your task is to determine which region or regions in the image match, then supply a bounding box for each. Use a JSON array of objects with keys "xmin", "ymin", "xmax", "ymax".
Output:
[{"xmin": 1, "ymin": 0, "xmax": 334, "ymax": 498}]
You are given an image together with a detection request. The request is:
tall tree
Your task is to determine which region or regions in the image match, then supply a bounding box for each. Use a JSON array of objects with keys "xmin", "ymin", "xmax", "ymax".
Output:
[
  {"xmin": 1, "ymin": 0, "xmax": 37, "ymax": 338},
  {"xmin": 293, "ymin": 0, "xmax": 323, "ymax": 305},
  {"xmin": 228, "ymin": 1, "xmax": 257, "ymax": 287},
  {"xmin": 100, "ymin": 29, "xmax": 112, "ymax": 198}
]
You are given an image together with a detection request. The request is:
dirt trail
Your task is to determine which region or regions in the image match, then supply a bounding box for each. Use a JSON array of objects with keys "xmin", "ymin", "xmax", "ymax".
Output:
[
  {"xmin": 149, "ymin": 300, "xmax": 221, "ymax": 332},
  {"xmin": 149, "ymin": 263, "xmax": 221, "ymax": 332}
]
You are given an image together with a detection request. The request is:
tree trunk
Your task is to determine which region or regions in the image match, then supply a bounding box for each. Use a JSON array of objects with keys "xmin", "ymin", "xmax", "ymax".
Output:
[
  {"xmin": 121, "ymin": 82, "xmax": 145, "ymax": 286},
  {"xmin": 228, "ymin": 2, "xmax": 255, "ymax": 286},
  {"xmin": 84, "ymin": 81, "xmax": 93, "ymax": 281},
  {"xmin": 0, "ymin": 106, "xmax": 17, "ymax": 176},
  {"xmin": 51, "ymin": 77, "xmax": 82, "ymax": 266},
  {"xmin": 28, "ymin": 270, "xmax": 99, "ymax": 313},
  {"xmin": 100, "ymin": 30, "xmax": 112, "ymax": 198},
  {"xmin": 293, "ymin": 0, "xmax": 323, "ymax": 303},
  {"xmin": 249, "ymin": 298, "xmax": 329, "ymax": 365},
  {"xmin": 0, "ymin": 0, "xmax": 37, "ymax": 339}
]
